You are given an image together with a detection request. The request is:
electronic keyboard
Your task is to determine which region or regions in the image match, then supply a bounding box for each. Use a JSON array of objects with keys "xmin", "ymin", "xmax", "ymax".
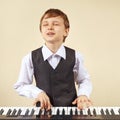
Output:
[{"xmin": 0, "ymin": 106, "xmax": 120, "ymax": 119}]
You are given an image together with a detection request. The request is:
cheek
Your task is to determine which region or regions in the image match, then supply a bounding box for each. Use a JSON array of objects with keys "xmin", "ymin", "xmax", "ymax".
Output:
[
  {"xmin": 40, "ymin": 30, "xmax": 46, "ymax": 38},
  {"xmin": 62, "ymin": 30, "xmax": 68, "ymax": 36},
  {"xmin": 41, "ymin": 28, "xmax": 46, "ymax": 35}
]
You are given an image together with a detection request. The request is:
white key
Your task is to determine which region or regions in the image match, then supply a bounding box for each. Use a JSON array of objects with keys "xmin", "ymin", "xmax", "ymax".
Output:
[
  {"xmin": 2, "ymin": 107, "xmax": 11, "ymax": 115},
  {"xmin": 67, "ymin": 107, "xmax": 72, "ymax": 115},
  {"xmin": 34, "ymin": 107, "xmax": 40, "ymax": 115},
  {"xmin": 71, "ymin": 107, "xmax": 77, "ymax": 115},
  {"xmin": 113, "ymin": 107, "xmax": 119, "ymax": 115},
  {"xmin": 51, "ymin": 107, "xmax": 55, "ymax": 115},
  {"xmin": 53, "ymin": 107, "xmax": 60, "ymax": 115},
  {"xmin": 84, "ymin": 108, "xmax": 89, "ymax": 115}
]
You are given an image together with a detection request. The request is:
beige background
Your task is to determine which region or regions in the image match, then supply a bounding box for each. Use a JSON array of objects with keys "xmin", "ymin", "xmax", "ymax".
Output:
[{"xmin": 0, "ymin": 0, "xmax": 120, "ymax": 107}]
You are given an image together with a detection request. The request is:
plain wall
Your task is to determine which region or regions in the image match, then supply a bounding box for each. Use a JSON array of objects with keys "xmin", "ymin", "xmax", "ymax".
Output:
[{"xmin": 0, "ymin": 0, "xmax": 120, "ymax": 107}]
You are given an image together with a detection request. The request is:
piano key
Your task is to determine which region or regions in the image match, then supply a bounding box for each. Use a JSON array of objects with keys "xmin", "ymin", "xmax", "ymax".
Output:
[
  {"xmin": 16, "ymin": 108, "xmax": 22, "ymax": 116},
  {"xmin": 113, "ymin": 107, "xmax": 119, "ymax": 115},
  {"xmin": 70, "ymin": 107, "xmax": 76, "ymax": 115},
  {"xmin": 38, "ymin": 109, "xmax": 42, "ymax": 115},
  {"xmin": 100, "ymin": 108, "xmax": 105, "ymax": 115},
  {"xmin": 62, "ymin": 108, "xmax": 65, "ymax": 115},
  {"xmin": 93, "ymin": 108, "xmax": 97, "ymax": 116},
  {"xmin": 95, "ymin": 107, "xmax": 101, "ymax": 115},
  {"xmin": 6, "ymin": 109, "xmax": 12, "ymax": 116},
  {"xmin": 90, "ymin": 107, "xmax": 95, "ymax": 114},
  {"xmin": 56, "ymin": 108, "xmax": 60, "ymax": 115},
  {"xmin": 44, "ymin": 109, "xmax": 48, "ymax": 115},
  {"xmin": 30, "ymin": 108, "xmax": 35, "ymax": 116},
  {"xmin": 82, "ymin": 108, "xmax": 88, "ymax": 115},
  {"xmin": 80, "ymin": 109, "xmax": 83, "ymax": 115},
  {"xmin": 110, "ymin": 108, "xmax": 115, "ymax": 115},
  {"xmin": 87, "ymin": 108, "xmax": 92, "ymax": 116},
  {"xmin": 75, "ymin": 108, "xmax": 78, "ymax": 115},
  {"xmin": 34, "ymin": 107, "xmax": 40, "ymax": 115},
  {"xmin": 53, "ymin": 107, "xmax": 66, "ymax": 115},
  {"xmin": 20, "ymin": 107, "xmax": 28, "ymax": 115},
  {"xmin": 67, "ymin": 107, "xmax": 71, "ymax": 115},
  {"xmin": 118, "ymin": 108, "xmax": 120, "ymax": 115},
  {"xmin": 50, "ymin": 107, "xmax": 55, "ymax": 115},
  {"xmin": 105, "ymin": 108, "xmax": 110, "ymax": 115},
  {"xmin": 69, "ymin": 108, "xmax": 73, "ymax": 115},
  {"xmin": 24, "ymin": 108, "xmax": 29, "ymax": 116},
  {"xmin": 56, "ymin": 107, "xmax": 67, "ymax": 115},
  {"xmin": 74, "ymin": 108, "xmax": 80, "ymax": 115},
  {"xmin": 0, "ymin": 108, "xmax": 4, "ymax": 115},
  {"xmin": 11, "ymin": 109, "xmax": 17, "ymax": 116}
]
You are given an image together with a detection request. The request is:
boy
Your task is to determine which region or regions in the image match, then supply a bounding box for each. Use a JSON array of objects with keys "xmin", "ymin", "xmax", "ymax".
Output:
[{"xmin": 14, "ymin": 8, "xmax": 92, "ymax": 110}]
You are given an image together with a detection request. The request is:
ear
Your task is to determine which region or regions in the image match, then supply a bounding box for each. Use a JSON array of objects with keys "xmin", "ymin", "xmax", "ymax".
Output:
[{"xmin": 64, "ymin": 28, "xmax": 69, "ymax": 37}]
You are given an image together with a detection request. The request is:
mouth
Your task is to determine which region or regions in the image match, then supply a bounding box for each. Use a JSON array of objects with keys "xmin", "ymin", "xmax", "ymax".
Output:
[{"xmin": 46, "ymin": 32, "xmax": 55, "ymax": 36}]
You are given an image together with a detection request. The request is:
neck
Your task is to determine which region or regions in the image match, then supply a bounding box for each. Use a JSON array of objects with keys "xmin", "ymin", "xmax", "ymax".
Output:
[{"xmin": 45, "ymin": 42, "xmax": 63, "ymax": 53}]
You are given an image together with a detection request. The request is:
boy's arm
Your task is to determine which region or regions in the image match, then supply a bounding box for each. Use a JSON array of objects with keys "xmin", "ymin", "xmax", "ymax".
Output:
[
  {"xmin": 73, "ymin": 51, "xmax": 92, "ymax": 109},
  {"xmin": 14, "ymin": 53, "xmax": 43, "ymax": 98}
]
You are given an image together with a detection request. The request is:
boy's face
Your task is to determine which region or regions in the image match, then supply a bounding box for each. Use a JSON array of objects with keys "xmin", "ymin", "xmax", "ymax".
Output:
[{"xmin": 41, "ymin": 16, "xmax": 69, "ymax": 44}]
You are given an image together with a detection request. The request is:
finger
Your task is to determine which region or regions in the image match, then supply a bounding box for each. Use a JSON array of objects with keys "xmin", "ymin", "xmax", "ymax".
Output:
[
  {"xmin": 40, "ymin": 100, "xmax": 45, "ymax": 109},
  {"xmin": 89, "ymin": 99, "xmax": 93, "ymax": 105},
  {"xmin": 42, "ymin": 95, "xmax": 50, "ymax": 109},
  {"xmin": 77, "ymin": 102, "xmax": 84, "ymax": 110},
  {"xmin": 86, "ymin": 100, "xmax": 92, "ymax": 108},
  {"xmin": 72, "ymin": 99, "xmax": 77, "ymax": 105},
  {"xmin": 45, "ymin": 98, "xmax": 52, "ymax": 110},
  {"xmin": 43, "ymin": 96, "xmax": 50, "ymax": 109},
  {"xmin": 77, "ymin": 100, "xmax": 88, "ymax": 109},
  {"xmin": 46, "ymin": 101, "xmax": 52, "ymax": 111},
  {"xmin": 78, "ymin": 100, "xmax": 92, "ymax": 109}
]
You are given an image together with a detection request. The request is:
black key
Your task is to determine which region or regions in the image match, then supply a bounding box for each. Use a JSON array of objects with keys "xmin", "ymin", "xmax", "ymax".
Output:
[
  {"xmin": 6, "ymin": 109, "xmax": 12, "ymax": 116},
  {"xmin": 70, "ymin": 108, "xmax": 73, "ymax": 115},
  {"xmin": 11, "ymin": 109, "xmax": 17, "ymax": 116},
  {"xmin": 56, "ymin": 109, "xmax": 60, "ymax": 115},
  {"xmin": 17, "ymin": 109, "xmax": 22, "ymax": 116},
  {"xmin": 0, "ymin": 109, "xmax": 4, "ymax": 115},
  {"xmin": 110, "ymin": 109, "xmax": 115, "ymax": 115},
  {"xmin": 75, "ymin": 108, "xmax": 78, "ymax": 115},
  {"xmin": 62, "ymin": 108, "xmax": 65, "ymax": 115},
  {"xmin": 38, "ymin": 109, "xmax": 42, "ymax": 115},
  {"xmin": 93, "ymin": 108, "xmax": 97, "ymax": 116},
  {"xmin": 24, "ymin": 109, "xmax": 29, "ymax": 116},
  {"xmin": 100, "ymin": 108, "xmax": 105, "ymax": 115},
  {"xmin": 88, "ymin": 108, "xmax": 92, "ymax": 116},
  {"xmin": 118, "ymin": 108, "xmax": 120, "ymax": 115},
  {"xmin": 39, "ymin": 109, "xmax": 47, "ymax": 115},
  {"xmin": 30, "ymin": 109, "xmax": 35, "ymax": 116},
  {"xmin": 80, "ymin": 109, "xmax": 83, "ymax": 115},
  {"xmin": 105, "ymin": 109, "xmax": 110, "ymax": 115}
]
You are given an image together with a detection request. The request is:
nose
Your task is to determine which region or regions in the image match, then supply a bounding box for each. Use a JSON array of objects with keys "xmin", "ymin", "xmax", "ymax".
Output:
[{"xmin": 48, "ymin": 24, "xmax": 53, "ymax": 30}]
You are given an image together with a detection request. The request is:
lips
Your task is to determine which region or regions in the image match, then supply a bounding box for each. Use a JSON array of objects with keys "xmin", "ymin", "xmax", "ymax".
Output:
[{"xmin": 47, "ymin": 32, "xmax": 55, "ymax": 36}]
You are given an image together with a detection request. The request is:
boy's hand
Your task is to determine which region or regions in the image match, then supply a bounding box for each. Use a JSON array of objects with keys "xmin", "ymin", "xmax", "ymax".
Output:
[
  {"xmin": 33, "ymin": 92, "xmax": 52, "ymax": 110},
  {"xmin": 72, "ymin": 95, "xmax": 92, "ymax": 109}
]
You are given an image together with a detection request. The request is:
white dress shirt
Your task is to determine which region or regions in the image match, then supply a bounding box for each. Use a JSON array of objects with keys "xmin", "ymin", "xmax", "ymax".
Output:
[{"xmin": 14, "ymin": 44, "xmax": 92, "ymax": 99}]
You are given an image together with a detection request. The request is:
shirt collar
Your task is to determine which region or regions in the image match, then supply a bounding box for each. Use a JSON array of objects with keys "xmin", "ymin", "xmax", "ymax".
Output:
[{"xmin": 42, "ymin": 44, "xmax": 66, "ymax": 61}]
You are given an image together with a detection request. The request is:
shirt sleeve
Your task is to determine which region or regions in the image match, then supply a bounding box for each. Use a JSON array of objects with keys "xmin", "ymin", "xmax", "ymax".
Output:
[
  {"xmin": 14, "ymin": 53, "xmax": 43, "ymax": 98},
  {"xmin": 74, "ymin": 51, "xmax": 92, "ymax": 98}
]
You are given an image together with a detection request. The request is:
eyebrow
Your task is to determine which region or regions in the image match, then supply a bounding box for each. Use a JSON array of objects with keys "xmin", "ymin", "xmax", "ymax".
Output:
[{"xmin": 42, "ymin": 20, "xmax": 61, "ymax": 23}]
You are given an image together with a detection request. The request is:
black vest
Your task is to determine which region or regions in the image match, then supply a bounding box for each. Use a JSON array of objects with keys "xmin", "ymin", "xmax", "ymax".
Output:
[{"xmin": 32, "ymin": 46, "xmax": 77, "ymax": 106}]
